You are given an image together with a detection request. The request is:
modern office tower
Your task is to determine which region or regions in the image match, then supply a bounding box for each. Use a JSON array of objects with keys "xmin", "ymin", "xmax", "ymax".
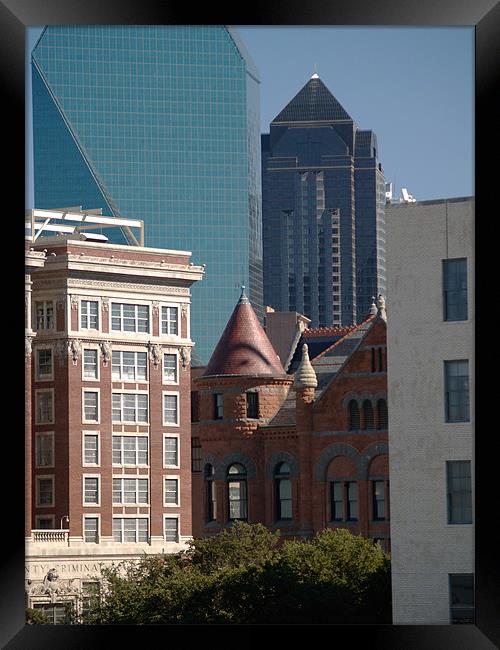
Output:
[
  {"xmin": 31, "ymin": 25, "xmax": 262, "ymax": 364},
  {"xmin": 385, "ymin": 197, "xmax": 474, "ymax": 624},
  {"xmin": 261, "ymin": 72, "xmax": 385, "ymax": 327},
  {"xmin": 25, "ymin": 211, "xmax": 204, "ymax": 621}
]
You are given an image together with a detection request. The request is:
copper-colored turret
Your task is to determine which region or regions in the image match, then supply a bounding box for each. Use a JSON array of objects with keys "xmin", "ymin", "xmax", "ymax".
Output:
[{"xmin": 203, "ymin": 287, "xmax": 286, "ymax": 378}]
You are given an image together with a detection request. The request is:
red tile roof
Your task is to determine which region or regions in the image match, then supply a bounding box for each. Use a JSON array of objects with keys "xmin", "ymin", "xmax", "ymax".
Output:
[{"xmin": 203, "ymin": 291, "xmax": 286, "ymax": 377}]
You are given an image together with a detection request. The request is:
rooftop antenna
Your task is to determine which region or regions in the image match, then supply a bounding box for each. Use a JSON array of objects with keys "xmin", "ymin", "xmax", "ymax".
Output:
[{"xmin": 311, "ymin": 63, "xmax": 319, "ymax": 79}]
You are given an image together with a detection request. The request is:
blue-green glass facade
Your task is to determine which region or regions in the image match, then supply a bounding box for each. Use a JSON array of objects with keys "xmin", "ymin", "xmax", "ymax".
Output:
[{"xmin": 32, "ymin": 25, "xmax": 262, "ymax": 364}]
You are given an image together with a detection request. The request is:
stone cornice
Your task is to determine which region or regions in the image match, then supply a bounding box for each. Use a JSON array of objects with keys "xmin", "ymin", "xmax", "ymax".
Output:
[{"xmin": 41, "ymin": 253, "xmax": 204, "ymax": 283}]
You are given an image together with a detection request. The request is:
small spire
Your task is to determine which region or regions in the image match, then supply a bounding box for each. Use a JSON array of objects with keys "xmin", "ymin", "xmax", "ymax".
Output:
[
  {"xmin": 294, "ymin": 343, "xmax": 318, "ymax": 389},
  {"xmin": 238, "ymin": 284, "xmax": 249, "ymax": 305},
  {"xmin": 369, "ymin": 296, "xmax": 378, "ymax": 316},
  {"xmin": 377, "ymin": 294, "xmax": 387, "ymax": 321}
]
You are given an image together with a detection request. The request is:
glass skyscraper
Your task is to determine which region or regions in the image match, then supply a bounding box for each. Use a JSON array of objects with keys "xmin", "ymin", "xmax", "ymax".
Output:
[
  {"xmin": 261, "ymin": 73, "xmax": 385, "ymax": 327},
  {"xmin": 31, "ymin": 25, "xmax": 262, "ymax": 364}
]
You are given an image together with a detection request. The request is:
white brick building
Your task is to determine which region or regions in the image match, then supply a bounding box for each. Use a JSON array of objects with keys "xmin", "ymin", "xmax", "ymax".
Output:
[{"xmin": 385, "ymin": 197, "xmax": 474, "ymax": 624}]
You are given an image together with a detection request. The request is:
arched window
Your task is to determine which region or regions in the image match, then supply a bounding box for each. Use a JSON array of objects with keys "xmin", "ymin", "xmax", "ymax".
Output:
[
  {"xmin": 348, "ymin": 400, "xmax": 360, "ymax": 430},
  {"xmin": 363, "ymin": 400, "xmax": 374, "ymax": 430},
  {"xmin": 377, "ymin": 399, "xmax": 388, "ymax": 430},
  {"xmin": 274, "ymin": 462, "xmax": 292, "ymax": 521},
  {"xmin": 205, "ymin": 464, "xmax": 216, "ymax": 522},
  {"xmin": 227, "ymin": 463, "xmax": 248, "ymax": 521}
]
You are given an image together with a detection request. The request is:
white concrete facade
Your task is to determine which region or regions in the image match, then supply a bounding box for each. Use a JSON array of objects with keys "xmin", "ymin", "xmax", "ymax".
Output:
[{"xmin": 385, "ymin": 197, "xmax": 474, "ymax": 624}]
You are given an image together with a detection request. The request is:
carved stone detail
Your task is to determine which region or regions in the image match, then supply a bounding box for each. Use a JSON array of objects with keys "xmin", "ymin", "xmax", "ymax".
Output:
[
  {"xmin": 54, "ymin": 340, "xmax": 68, "ymax": 364},
  {"xmin": 179, "ymin": 346, "xmax": 191, "ymax": 369},
  {"xmin": 25, "ymin": 335, "xmax": 34, "ymax": 360},
  {"xmin": 99, "ymin": 340, "xmax": 112, "ymax": 364},
  {"xmin": 56, "ymin": 295, "xmax": 66, "ymax": 311},
  {"xmin": 152, "ymin": 301, "xmax": 160, "ymax": 316},
  {"xmin": 70, "ymin": 295, "xmax": 79, "ymax": 310},
  {"xmin": 27, "ymin": 569, "xmax": 80, "ymax": 603},
  {"xmin": 148, "ymin": 343, "xmax": 162, "ymax": 368},
  {"xmin": 68, "ymin": 339, "xmax": 82, "ymax": 365},
  {"xmin": 101, "ymin": 297, "xmax": 109, "ymax": 312},
  {"xmin": 180, "ymin": 303, "xmax": 189, "ymax": 317}
]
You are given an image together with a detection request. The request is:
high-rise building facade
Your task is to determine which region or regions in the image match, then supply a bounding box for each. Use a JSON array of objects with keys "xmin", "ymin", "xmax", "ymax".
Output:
[
  {"xmin": 386, "ymin": 197, "xmax": 474, "ymax": 624},
  {"xmin": 31, "ymin": 25, "xmax": 262, "ymax": 364},
  {"xmin": 262, "ymin": 73, "xmax": 385, "ymax": 327}
]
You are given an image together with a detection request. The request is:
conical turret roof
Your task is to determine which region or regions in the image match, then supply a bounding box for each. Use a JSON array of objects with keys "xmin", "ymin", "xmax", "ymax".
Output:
[
  {"xmin": 203, "ymin": 288, "xmax": 286, "ymax": 377},
  {"xmin": 272, "ymin": 74, "xmax": 352, "ymax": 123}
]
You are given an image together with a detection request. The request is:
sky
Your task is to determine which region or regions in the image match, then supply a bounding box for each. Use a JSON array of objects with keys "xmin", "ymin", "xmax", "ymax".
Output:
[{"xmin": 26, "ymin": 25, "xmax": 474, "ymax": 206}]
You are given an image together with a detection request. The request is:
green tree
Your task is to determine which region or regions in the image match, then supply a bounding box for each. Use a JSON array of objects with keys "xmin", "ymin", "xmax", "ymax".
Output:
[
  {"xmin": 81, "ymin": 525, "xmax": 391, "ymax": 625},
  {"xmin": 26, "ymin": 607, "xmax": 50, "ymax": 625}
]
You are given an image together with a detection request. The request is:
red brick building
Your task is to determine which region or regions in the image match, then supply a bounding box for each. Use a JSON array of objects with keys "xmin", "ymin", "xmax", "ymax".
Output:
[
  {"xmin": 192, "ymin": 291, "xmax": 389, "ymax": 549},
  {"xmin": 25, "ymin": 224, "xmax": 203, "ymax": 619}
]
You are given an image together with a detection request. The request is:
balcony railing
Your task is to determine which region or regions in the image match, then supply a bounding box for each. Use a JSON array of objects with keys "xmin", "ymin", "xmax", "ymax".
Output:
[{"xmin": 31, "ymin": 529, "xmax": 69, "ymax": 544}]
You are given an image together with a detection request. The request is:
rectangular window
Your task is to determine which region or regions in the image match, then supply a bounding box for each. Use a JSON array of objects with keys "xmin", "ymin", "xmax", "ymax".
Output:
[
  {"xmin": 449, "ymin": 574, "xmax": 474, "ymax": 624},
  {"xmin": 83, "ymin": 391, "xmax": 99, "ymax": 422},
  {"xmin": 164, "ymin": 437, "xmax": 179, "ymax": 466},
  {"xmin": 246, "ymin": 392, "xmax": 259, "ymax": 419},
  {"xmin": 35, "ymin": 432, "xmax": 54, "ymax": 467},
  {"xmin": 113, "ymin": 478, "xmax": 149, "ymax": 505},
  {"xmin": 36, "ymin": 348, "xmax": 53, "ymax": 380},
  {"xmin": 112, "ymin": 518, "xmax": 149, "ymax": 543},
  {"xmin": 165, "ymin": 517, "xmax": 179, "ymax": 542},
  {"xmin": 164, "ymin": 478, "xmax": 179, "ymax": 505},
  {"xmin": 83, "ymin": 434, "xmax": 99, "ymax": 465},
  {"xmin": 80, "ymin": 300, "xmax": 99, "ymax": 330},
  {"xmin": 34, "ymin": 603, "xmax": 66, "ymax": 625},
  {"xmin": 444, "ymin": 360, "xmax": 470, "ymax": 422},
  {"xmin": 346, "ymin": 482, "xmax": 358, "ymax": 521},
  {"xmin": 84, "ymin": 517, "xmax": 99, "ymax": 543},
  {"xmin": 191, "ymin": 391, "xmax": 200, "ymax": 422},
  {"xmin": 35, "ymin": 301, "xmax": 54, "ymax": 330},
  {"xmin": 161, "ymin": 306, "xmax": 179, "ymax": 335},
  {"xmin": 112, "ymin": 393, "xmax": 148, "ymax": 423},
  {"xmin": 84, "ymin": 477, "xmax": 99, "ymax": 505},
  {"xmin": 111, "ymin": 303, "xmax": 149, "ymax": 333},
  {"xmin": 35, "ymin": 516, "xmax": 54, "ymax": 529},
  {"xmin": 163, "ymin": 394, "xmax": 179, "ymax": 425},
  {"xmin": 36, "ymin": 477, "xmax": 54, "ymax": 506},
  {"xmin": 213, "ymin": 393, "xmax": 223, "ymax": 419},
  {"xmin": 447, "ymin": 461, "xmax": 473, "ymax": 524},
  {"xmin": 372, "ymin": 481, "xmax": 386, "ymax": 520},
  {"xmin": 112, "ymin": 436, "xmax": 149, "ymax": 466},
  {"xmin": 191, "ymin": 437, "xmax": 202, "ymax": 472},
  {"xmin": 36, "ymin": 390, "xmax": 54, "ymax": 424},
  {"xmin": 331, "ymin": 481, "xmax": 343, "ymax": 521},
  {"xmin": 83, "ymin": 349, "xmax": 98, "ymax": 380},
  {"xmin": 443, "ymin": 259, "xmax": 468, "ymax": 321},
  {"xmin": 163, "ymin": 353, "xmax": 178, "ymax": 383},
  {"xmin": 111, "ymin": 350, "xmax": 147, "ymax": 381}
]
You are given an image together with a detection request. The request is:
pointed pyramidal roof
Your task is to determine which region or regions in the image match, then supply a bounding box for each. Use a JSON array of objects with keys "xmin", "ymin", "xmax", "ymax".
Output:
[
  {"xmin": 203, "ymin": 287, "xmax": 286, "ymax": 378},
  {"xmin": 272, "ymin": 73, "xmax": 352, "ymax": 123}
]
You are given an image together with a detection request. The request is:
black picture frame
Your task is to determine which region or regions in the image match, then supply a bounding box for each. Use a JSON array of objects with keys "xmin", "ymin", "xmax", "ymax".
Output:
[{"xmin": 2, "ymin": 0, "xmax": 498, "ymax": 647}]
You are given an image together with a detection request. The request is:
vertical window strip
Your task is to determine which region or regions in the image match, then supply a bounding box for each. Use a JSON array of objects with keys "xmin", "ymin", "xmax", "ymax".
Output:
[
  {"xmin": 83, "ymin": 349, "xmax": 98, "ymax": 379},
  {"xmin": 80, "ymin": 300, "xmax": 99, "ymax": 329}
]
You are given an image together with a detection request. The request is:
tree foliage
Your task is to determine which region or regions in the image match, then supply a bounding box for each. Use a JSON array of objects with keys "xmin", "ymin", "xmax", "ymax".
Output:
[{"xmin": 76, "ymin": 523, "xmax": 392, "ymax": 625}]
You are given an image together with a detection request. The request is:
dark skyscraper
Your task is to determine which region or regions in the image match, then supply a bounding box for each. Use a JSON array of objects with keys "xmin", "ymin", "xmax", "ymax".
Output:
[
  {"xmin": 31, "ymin": 25, "xmax": 262, "ymax": 364},
  {"xmin": 261, "ymin": 73, "xmax": 385, "ymax": 326}
]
